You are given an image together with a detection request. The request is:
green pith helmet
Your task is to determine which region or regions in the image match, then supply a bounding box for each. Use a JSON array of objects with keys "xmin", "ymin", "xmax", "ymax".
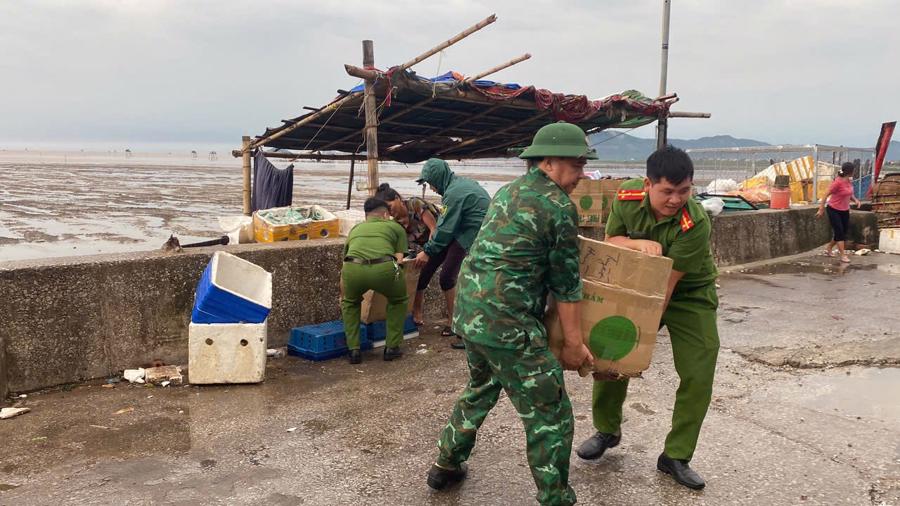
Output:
[{"xmin": 519, "ymin": 121, "xmax": 598, "ymax": 160}]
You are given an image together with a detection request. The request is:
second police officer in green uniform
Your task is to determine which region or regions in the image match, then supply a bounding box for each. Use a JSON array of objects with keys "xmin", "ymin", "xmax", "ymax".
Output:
[
  {"xmin": 340, "ymin": 197, "xmax": 410, "ymax": 364},
  {"xmin": 426, "ymin": 122, "xmax": 595, "ymax": 506},
  {"xmin": 576, "ymin": 146, "xmax": 719, "ymax": 490}
]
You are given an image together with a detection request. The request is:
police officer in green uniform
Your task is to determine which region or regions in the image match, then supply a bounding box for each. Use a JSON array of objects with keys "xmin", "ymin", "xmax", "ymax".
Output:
[
  {"xmin": 576, "ymin": 146, "xmax": 719, "ymax": 490},
  {"xmin": 426, "ymin": 122, "xmax": 594, "ymax": 506},
  {"xmin": 341, "ymin": 197, "xmax": 409, "ymax": 364}
]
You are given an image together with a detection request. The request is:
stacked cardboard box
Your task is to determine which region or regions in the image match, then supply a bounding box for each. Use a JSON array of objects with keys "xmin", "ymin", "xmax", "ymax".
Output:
[{"xmin": 547, "ymin": 237, "xmax": 672, "ymax": 377}]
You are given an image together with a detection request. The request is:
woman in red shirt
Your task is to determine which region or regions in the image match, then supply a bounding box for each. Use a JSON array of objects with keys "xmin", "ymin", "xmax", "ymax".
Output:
[{"xmin": 816, "ymin": 162, "xmax": 861, "ymax": 263}]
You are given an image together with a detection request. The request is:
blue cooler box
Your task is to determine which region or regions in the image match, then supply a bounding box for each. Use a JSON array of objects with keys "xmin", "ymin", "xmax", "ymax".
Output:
[{"xmin": 192, "ymin": 252, "xmax": 272, "ymax": 324}]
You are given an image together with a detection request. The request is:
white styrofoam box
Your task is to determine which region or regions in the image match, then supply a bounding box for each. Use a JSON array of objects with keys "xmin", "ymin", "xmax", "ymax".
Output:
[
  {"xmin": 333, "ymin": 209, "xmax": 366, "ymax": 236},
  {"xmin": 189, "ymin": 322, "xmax": 267, "ymax": 384},
  {"xmin": 880, "ymin": 228, "xmax": 900, "ymax": 254},
  {"xmin": 211, "ymin": 251, "xmax": 272, "ymax": 309}
]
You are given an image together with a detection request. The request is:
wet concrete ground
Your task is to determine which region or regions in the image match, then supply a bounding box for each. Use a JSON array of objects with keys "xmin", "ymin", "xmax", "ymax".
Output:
[{"xmin": 1, "ymin": 251, "xmax": 899, "ymax": 505}]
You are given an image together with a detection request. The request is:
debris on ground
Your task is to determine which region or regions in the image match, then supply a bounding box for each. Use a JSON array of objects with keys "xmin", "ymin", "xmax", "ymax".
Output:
[
  {"xmin": 0, "ymin": 407, "xmax": 31, "ymax": 420},
  {"xmin": 855, "ymin": 248, "xmax": 871, "ymax": 256},
  {"xmin": 160, "ymin": 381, "xmax": 171, "ymax": 387},
  {"xmin": 267, "ymin": 347, "xmax": 287, "ymax": 359},
  {"xmin": 89, "ymin": 424, "xmax": 119, "ymax": 431},
  {"xmin": 113, "ymin": 407, "xmax": 134, "ymax": 415},
  {"xmin": 106, "ymin": 376, "xmax": 122, "ymax": 384},
  {"xmin": 144, "ymin": 365, "xmax": 183, "ymax": 385},
  {"xmin": 123, "ymin": 368, "xmax": 145, "ymax": 384},
  {"xmin": 286, "ymin": 427, "xmax": 297, "ymax": 433},
  {"xmin": 18, "ymin": 394, "xmax": 27, "ymax": 399}
]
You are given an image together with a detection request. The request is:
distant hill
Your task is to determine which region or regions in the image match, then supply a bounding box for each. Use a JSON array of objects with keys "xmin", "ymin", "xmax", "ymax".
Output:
[
  {"xmin": 590, "ymin": 133, "xmax": 900, "ymax": 162},
  {"xmin": 888, "ymin": 140, "xmax": 900, "ymax": 160},
  {"xmin": 589, "ymin": 132, "xmax": 768, "ymax": 161}
]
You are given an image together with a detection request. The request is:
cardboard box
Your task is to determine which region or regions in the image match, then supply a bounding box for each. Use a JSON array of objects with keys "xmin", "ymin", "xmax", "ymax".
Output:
[
  {"xmin": 569, "ymin": 179, "xmax": 626, "ymax": 227},
  {"xmin": 547, "ymin": 237, "xmax": 672, "ymax": 377},
  {"xmin": 359, "ymin": 265, "xmax": 420, "ymax": 323}
]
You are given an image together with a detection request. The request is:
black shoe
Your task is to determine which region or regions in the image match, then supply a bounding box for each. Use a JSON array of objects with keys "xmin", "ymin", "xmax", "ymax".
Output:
[
  {"xmin": 450, "ymin": 337, "xmax": 466, "ymax": 350},
  {"xmin": 657, "ymin": 453, "xmax": 706, "ymax": 490},
  {"xmin": 426, "ymin": 462, "xmax": 468, "ymax": 490},
  {"xmin": 383, "ymin": 347, "xmax": 403, "ymax": 361},
  {"xmin": 576, "ymin": 431, "xmax": 621, "ymax": 460},
  {"xmin": 348, "ymin": 349, "xmax": 361, "ymax": 364}
]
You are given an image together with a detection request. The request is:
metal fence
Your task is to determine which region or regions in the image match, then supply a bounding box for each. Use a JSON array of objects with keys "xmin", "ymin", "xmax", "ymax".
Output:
[{"xmin": 685, "ymin": 144, "xmax": 875, "ymax": 203}]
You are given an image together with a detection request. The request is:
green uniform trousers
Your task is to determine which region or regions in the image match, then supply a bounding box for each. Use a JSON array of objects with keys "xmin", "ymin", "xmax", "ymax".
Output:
[
  {"xmin": 591, "ymin": 282, "xmax": 719, "ymax": 461},
  {"xmin": 340, "ymin": 262, "xmax": 408, "ymax": 350},
  {"xmin": 436, "ymin": 341, "xmax": 577, "ymax": 506}
]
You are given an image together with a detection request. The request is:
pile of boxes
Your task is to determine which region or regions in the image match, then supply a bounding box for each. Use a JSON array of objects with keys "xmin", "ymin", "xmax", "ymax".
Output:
[{"xmin": 189, "ymin": 251, "xmax": 272, "ymax": 384}]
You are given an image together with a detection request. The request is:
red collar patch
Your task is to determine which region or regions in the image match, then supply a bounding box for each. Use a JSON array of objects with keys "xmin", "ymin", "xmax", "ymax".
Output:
[
  {"xmin": 617, "ymin": 189, "xmax": 646, "ymax": 201},
  {"xmin": 680, "ymin": 207, "xmax": 695, "ymax": 232}
]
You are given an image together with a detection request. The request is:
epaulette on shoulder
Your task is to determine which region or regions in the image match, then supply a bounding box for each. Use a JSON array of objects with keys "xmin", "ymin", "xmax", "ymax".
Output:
[
  {"xmin": 617, "ymin": 189, "xmax": 646, "ymax": 201},
  {"xmin": 680, "ymin": 207, "xmax": 695, "ymax": 232}
]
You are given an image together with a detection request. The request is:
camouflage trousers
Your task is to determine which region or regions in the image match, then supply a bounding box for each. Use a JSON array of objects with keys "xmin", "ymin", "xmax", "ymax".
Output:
[{"xmin": 436, "ymin": 340, "xmax": 577, "ymax": 506}]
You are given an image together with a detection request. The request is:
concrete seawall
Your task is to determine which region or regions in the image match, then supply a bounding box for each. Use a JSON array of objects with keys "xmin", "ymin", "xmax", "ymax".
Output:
[
  {"xmin": 710, "ymin": 207, "xmax": 878, "ymax": 266},
  {"xmin": 0, "ymin": 208, "xmax": 879, "ymax": 397}
]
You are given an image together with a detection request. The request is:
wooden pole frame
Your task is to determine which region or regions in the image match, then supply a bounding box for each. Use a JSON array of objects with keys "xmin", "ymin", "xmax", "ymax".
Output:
[
  {"xmin": 363, "ymin": 40, "xmax": 379, "ymax": 196},
  {"xmin": 241, "ymin": 136, "xmax": 252, "ymax": 215},
  {"xmin": 396, "ymin": 14, "xmax": 497, "ymax": 73},
  {"xmin": 463, "ymin": 53, "xmax": 531, "ymax": 83},
  {"xmin": 244, "ymin": 92, "xmax": 361, "ymax": 153}
]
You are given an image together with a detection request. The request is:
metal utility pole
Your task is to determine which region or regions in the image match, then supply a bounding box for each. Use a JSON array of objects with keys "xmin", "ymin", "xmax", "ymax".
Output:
[{"xmin": 656, "ymin": 0, "xmax": 672, "ymax": 150}]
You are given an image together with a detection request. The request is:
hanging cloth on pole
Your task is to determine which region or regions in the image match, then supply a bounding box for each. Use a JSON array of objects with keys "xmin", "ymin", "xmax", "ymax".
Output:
[{"xmin": 252, "ymin": 151, "xmax": 294, "ymax": 212}]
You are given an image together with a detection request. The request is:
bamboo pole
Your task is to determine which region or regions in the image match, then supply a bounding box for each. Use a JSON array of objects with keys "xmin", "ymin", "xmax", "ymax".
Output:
[
  {"xmin": 347, "ymin": 155, "xmax": 356, "ymax": 209},
  {"xmin": 345, "ymin": 64, "xmax": 378, "ymax": 81},
  {"xmin": 396, "ymin": 14, "xmax": 497, "ymax": 72},
  {"xmin": 243, "ymin": 92, "xmax": 361, "ymax": 152},
  {"xmin": 437, "ymin": 111, "xmax": 550, "ymax": 156},
  {"xmin": 363, "ymin": 40, "xmax": 379, "ymax": 196},
  {"xmin": 242, "ymin": 136, "xmax": 251, "ymax": 215},
  {"xmin": 317, "ymin": 96, "xmax": 437, "ymax": 152},
  {"xmin": 668, "ymin": 111, "xmax": 711, "ymax": 118},
  {"xmin": 463, "ymin": 53, "xmax": 531, "ymax": 83},
  {"xmin": 389, "ymin": 105, "xmax": 503, "ymax": 153},
  {"xmin": 232, "ymin": 150, "xmax": 366, "ymax": 161}
]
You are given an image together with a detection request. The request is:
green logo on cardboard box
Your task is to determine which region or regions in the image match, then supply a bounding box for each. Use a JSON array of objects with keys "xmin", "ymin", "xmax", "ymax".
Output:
[
  {"xmin": 588, "ymin": 316, "xmax": 638, "ymax": 360},
  {"xmin": 579, "ymin": 195, "xmax": 594, "ymax": 210}
]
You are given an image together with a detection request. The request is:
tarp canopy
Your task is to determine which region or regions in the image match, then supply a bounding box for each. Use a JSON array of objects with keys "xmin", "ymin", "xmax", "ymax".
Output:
[{"xmin": 256, "ymin": 68, "xmax": 671, "ymax": 163}]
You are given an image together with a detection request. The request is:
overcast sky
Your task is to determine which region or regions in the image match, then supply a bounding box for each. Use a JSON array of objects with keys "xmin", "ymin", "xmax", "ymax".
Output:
[{"xmin": 1, "ymin": 0, "xmax": 897, "ymax": 151}]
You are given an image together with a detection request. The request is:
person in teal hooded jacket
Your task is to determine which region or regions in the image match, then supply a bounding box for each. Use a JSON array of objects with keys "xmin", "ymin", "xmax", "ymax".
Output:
[{"xmin": 413, "ymin": 158, "xmax": 490, "ymax": 348}]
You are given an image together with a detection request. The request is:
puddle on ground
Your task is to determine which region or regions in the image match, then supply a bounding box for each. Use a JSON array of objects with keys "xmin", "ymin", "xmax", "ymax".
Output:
[{"xmin": 788, "ymin": 368, "xmax": 900, "ymax": 423}]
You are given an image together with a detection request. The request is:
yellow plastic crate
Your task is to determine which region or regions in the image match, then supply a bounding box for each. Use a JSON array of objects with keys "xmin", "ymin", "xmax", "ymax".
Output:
[{"xmin": 253, "ymin": 207, "xmax": 339, "ymax": 243}]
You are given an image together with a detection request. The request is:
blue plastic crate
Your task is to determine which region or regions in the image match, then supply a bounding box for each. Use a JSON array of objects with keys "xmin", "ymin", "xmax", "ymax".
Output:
[
  {"xmin": 287, "ymin": 320, "xmax": 371, "ymax": 361},
  {"xmin": 192, "ymin": 252, "xmax": 272, "ymax": 324},
  {"xmin": 366, "ymin": 314, "xmax": 418, "ymax": 341}
]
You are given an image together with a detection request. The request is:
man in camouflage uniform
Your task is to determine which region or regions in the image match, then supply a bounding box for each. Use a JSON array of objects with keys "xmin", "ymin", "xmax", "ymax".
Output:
[{"xmin": 426, "ymin": 122, "xmax": 595, "ymax": 506}]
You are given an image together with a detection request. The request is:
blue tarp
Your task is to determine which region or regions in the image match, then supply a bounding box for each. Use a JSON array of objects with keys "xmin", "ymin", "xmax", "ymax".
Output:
[{"xmin": 348, "ymin": 70, "xmax": 522, "ymax": 94}]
